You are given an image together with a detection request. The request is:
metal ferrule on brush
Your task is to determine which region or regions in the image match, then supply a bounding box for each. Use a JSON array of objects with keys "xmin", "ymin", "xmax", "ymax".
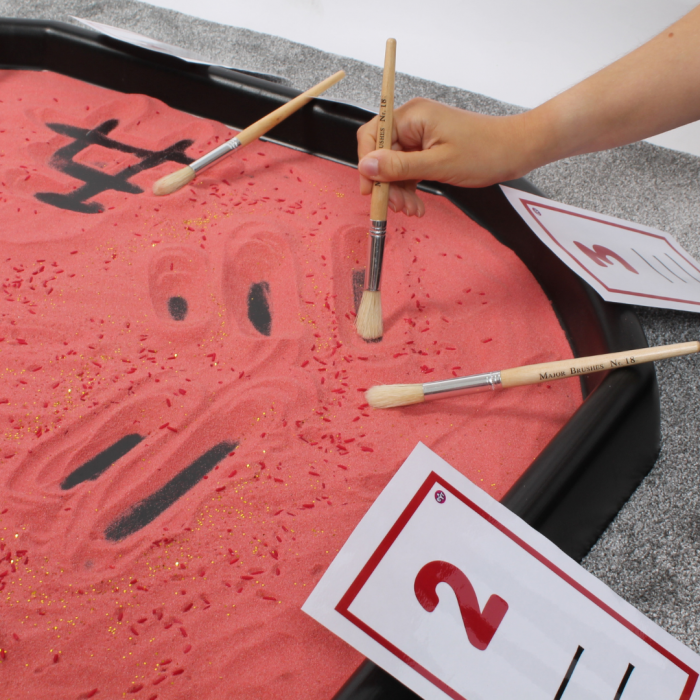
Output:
[
  {"xmin": 423, "ymin": 371, "xmax": 503, "ymax": 400},
  {"xmin": 365, "ymin": 220, "xmax": 387, "ymax": 291},
  {"xmin": 190, "ymin": 137, "xmax": 242, "ymax": 173}
]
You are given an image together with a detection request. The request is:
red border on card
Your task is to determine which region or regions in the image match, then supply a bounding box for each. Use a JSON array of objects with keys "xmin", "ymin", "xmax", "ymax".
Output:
[
  {"xmin": 519, "ymin": 199, "xmax": 700, "ymax": 306},
  {"xmin": 335, "ymin": 472, "xmax": 698, "ymax": 700}
]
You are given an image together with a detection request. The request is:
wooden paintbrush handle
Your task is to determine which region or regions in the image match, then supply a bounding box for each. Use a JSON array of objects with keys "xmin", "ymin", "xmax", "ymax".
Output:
[
  {"xmin": 237, "ymin": 69, "xmax": 345, "ymax": 146},
  {"xmin": 369, "ymin": 38, "xmax": 397, "ymax": 222},
  {"xmin": 500, "ymin": 341, "xmax": 700, "ymax": 388}
]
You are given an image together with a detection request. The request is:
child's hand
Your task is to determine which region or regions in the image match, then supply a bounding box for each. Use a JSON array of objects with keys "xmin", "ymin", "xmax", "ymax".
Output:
[
  {"xmin": 358, "ymin": 2, "xmax": 700, "ymax": 219},
  {"xmin": 357, "ymin": 98, "xmax": 535, "ymax": 217}
]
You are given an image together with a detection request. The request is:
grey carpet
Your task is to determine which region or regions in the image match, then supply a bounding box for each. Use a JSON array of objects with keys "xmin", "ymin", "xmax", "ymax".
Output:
[{"xmin": 3, "ymin": 0, "xmax": 700, "ymax": 657}]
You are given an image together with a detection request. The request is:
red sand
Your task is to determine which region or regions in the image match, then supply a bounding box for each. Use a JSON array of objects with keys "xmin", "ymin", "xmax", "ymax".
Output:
[{"xmin": 0, "ymin": 70, "xmax": 581, "ymax": 699}]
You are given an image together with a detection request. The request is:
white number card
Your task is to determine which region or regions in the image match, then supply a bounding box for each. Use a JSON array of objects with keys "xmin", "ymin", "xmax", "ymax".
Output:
[
  {"xmin": 303, "ymin": 443, "xmax": 700, "ymax": 700},
  {"xmin": 501, "ymin": 185, "xmax": 700, "ymax": 313}
]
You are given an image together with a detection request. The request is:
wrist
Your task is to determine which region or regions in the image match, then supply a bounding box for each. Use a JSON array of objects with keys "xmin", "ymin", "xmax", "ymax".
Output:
[{"xmin": 507, "ymin": 107, "xmax": 562, "ymax": 177}]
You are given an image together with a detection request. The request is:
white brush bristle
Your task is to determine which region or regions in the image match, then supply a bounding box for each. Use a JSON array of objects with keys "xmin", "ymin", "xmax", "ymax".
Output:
[
  {"xmin": 355, "ymin": 290, "xmax": 383, "ymax": 340},
  {"xmin": 153, "ymin": 165, "xmax": 196, "ymax": 196},
  {"xmin": 366, "ymin": 384, "xmax": 425, "ymax": 409}
]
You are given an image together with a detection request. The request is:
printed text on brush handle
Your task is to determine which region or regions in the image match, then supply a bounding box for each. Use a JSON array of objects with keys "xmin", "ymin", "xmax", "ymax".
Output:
[
  {"xmin": 500, "ymin": 341, "xmax": 699, "ymax": 388},
  {"xmin": 378, "ymin": 97, "xmax": 388, "ymax": 149},
  {"xmin": 370, "ymin": 39, "xmax": 396, "ymax": 222}
]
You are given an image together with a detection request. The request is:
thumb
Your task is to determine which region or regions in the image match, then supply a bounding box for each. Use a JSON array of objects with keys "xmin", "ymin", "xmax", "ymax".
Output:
[{"xmin": 358, "ymin": 148, "xmax": 437, "ymax": 183}]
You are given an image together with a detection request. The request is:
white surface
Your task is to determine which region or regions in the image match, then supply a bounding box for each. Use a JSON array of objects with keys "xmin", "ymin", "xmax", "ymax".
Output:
[
  {"xmin": 75, "ymin": 16, "xmax": 216, "ymax": 64},
  {"xmin": 303, "ymin": 443, "xmax": 700, "ymax": 700},
  {"xmin": 502, "ymin": 186, "xmax": 700, "ymax": 313},
  {"xmin": 72, "ymin": 16, "xmax": 286, "ymax": 81},
  {"xmin": 142, "ymin": 0, "xmax": 700, "ymax": 155}
]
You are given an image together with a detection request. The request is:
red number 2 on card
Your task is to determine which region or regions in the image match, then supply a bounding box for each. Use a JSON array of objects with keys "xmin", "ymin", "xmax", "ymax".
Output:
[{"xmin": 414, "ymin": 561, "xmax": 509, "ymax": 651}]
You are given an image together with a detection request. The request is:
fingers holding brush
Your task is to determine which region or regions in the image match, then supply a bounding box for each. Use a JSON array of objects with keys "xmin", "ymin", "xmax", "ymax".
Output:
[
  {"xmin": 357, "ymin": 116, "xmax": 424, "ymax": 217},
  {"xmin": 357, "ymin": 98, "xmax": 536, "ymax": 216}
]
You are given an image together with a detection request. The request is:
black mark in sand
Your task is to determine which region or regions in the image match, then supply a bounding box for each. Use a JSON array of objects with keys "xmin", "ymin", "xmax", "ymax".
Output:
[
  {"xmin": 248, "ymin": 282, "xmax": 272, "ymax": 336},
  {"xmin": 61, "ymin": 434, "xmax": 144, "ymax": 490},
  {"xmin": 553, "ymin": 646, "xmax": 584, "ymax": 700},
  {"xmin": 352, "ymin": 269, "xmax": 365, "ymax": 312},
  {"xmin": 35, "ymin": 119, "xmax": 193, "ymax": 214},
  {"xmin": 168, "ymin": 296, "xmax": 188, "ymax": 321},
  {"xmin": 352, "ymin": 269, "xmax": 382, "ymax": 343},
  {"xmin": 104, "ymin": 441, "xmax": 237, "ymax": 541}
]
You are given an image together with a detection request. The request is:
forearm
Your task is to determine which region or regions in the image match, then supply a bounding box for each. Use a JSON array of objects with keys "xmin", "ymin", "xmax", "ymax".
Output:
[
  {"xmin": 356, "ymin": 6, "xmax": 700, "ymax": 212},
  {"xmin": 520, "ymin": 5, "xmax": 700, "ymax": 170}
]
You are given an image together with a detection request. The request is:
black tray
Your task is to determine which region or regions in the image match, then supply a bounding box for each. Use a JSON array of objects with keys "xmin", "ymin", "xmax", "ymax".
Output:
[{"xmin": 0, "ymin": 19, "xmax": 661, "ymax": 700}]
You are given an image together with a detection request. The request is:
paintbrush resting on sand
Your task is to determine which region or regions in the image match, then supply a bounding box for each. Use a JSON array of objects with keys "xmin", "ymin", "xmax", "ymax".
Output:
[
  {"xmin": 153, "ymin": 69, "xmax": 345, "ymax": 195},
  {"xmin": 366, "ymin": 341, "xmax": 700, "ymax": 408}
]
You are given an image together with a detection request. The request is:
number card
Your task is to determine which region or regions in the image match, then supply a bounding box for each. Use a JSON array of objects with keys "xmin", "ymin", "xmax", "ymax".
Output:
[
  {"xmin": 501, "ymin": 185, "xmax": 700, "ymax": 313},
  {"xmin": 303, "ymin": 443, "xmax": 700, "ymax": 700}
]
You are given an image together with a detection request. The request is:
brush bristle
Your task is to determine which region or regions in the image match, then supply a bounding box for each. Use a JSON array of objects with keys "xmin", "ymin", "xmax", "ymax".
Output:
[
  {"xmin": 355, "ymin": 290, "xmax": 383, "ymax": 340},
  {"xmin": 153, "ymin": 166, "xmax": 196, "ymax": 196},
  {"xmin": 366, "ymin": 384, "xmax": 425, "ymax": 409}
]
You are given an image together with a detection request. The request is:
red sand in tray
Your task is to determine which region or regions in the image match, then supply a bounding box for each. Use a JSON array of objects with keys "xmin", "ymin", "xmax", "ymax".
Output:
[{"xmin": 0, "ymin": 70, "xmax": 581, "ymax": 699}]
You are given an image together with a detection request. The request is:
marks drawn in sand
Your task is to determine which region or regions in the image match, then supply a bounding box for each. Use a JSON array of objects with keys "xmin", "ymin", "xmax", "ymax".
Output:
[
  {"xmin": 35, "ymin": 119, "xmax": 193, "ymax": 214},
  {"xmin": 61, "ymin": 433, "xmax": 144, "ymax": 490},
  {"xmin": 168, "ymin": 296, "xmax": 189, "ymax": 321},
  {"xmin": 149, "ymin": 246, "xmax": 208, "ymax": 327},
  {"xmin": 223, "ymin": 224, "xmax": 301, "ymax": 340},
  {"xmin": 105, "ymin": 441, "xmax": 238, "ymax": 541},
  {"xmin": 247, "ymin": 282, "xmax": 272, "ymax": 336}
]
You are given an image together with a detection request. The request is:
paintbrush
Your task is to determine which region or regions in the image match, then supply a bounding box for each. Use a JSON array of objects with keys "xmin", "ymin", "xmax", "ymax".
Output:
[
  {"xmin": 152, "ymin": 69, "xmax": 346, "ymax": 196},
  {"xmin": 366, "ymin": 341, "xmax": 700, "ymax": 408},
  {"xmin": 355, "ymin": 38, "xmax": 397, "ymax": 341}
]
